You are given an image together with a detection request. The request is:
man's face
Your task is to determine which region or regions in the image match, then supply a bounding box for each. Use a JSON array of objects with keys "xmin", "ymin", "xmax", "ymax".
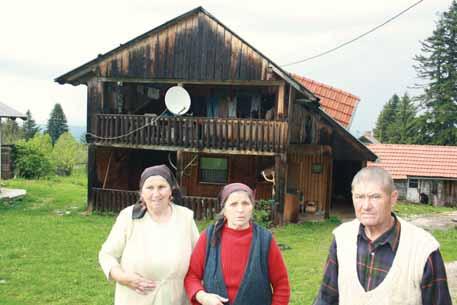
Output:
[{"xmin": 352, "ymin": 182, "xmax": 398, "ymax": 230}]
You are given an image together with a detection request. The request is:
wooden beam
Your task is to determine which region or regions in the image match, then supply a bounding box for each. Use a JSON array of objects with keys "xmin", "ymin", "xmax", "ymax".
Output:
[
  {"xmin": 287, "ymin": 86, "xmax": 295, "ymax": 145},
  {"xmin": 274, "ymin": 153, "xmax": 286, "ymax": 225},
  {"xmin": 93, "ymin": 143, "xmax": 279, "ymax": 156},
  {"xmin": 176, "ymin": 150, "xmax": 184, "ymax": 191},
  {"xmin": 276, "ymin": 83, "xmax": 285, "ymax": 119},
  {"xmin": 97, "ymin": 77, "xmax": 284, "ymax": 87},
  {"xmin": 86, "ymin": 144, "xmax": 96, "ymax": 213},
  {"xmin": 325, "ymin": 152, "xmax": 333, "ymax": 219}
]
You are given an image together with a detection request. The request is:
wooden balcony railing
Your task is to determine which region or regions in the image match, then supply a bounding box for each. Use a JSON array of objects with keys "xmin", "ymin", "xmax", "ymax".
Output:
[
  {"xmin": 93, "ymin": 188, "xmax": 221, "ymax": 220},
  {"xmin": 94, "ymin": 114, "xmax": 288, "ymax": 153}
]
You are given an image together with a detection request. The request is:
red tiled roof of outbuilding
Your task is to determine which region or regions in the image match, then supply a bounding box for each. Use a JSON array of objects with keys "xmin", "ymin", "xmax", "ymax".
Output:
[{"xmin": 367, "ymin": 144, "xmax": 457, "ymax": 179}]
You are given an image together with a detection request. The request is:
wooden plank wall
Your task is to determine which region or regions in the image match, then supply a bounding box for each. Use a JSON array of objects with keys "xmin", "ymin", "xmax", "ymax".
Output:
[
  {"xmin": 180, "ymin": 152, "xmax": 269, "ymax": 198},
  {"xmin": 97, "ymin": 13, "xmax": 271, "ymax": 81},
  {"xmin": 288, "ymin": 104, "xmax": 318, "ymax": 144},
  {"xmin": 443, "ymin": 180, "xmax": 457, "ymax": 206},
  {"xmin": 288, "ymin": 149, "xmax": 332, "ymax": 213},
  {"xmin": 1, "ymin": 145, "xmax": 13, "ymax": 179}
]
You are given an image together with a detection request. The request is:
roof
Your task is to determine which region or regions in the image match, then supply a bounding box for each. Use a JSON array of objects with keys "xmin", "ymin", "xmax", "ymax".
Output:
[
  {"xmin": 55, "ymin": 6, "xmax": 318, "ymax": 103},
  {"xmin": 367, "ymin": 144, "xmax": 457, "ymax": 179},
  {"xmin": 0, "ymin": 102, "xmax": 26, "ymax": 119},
  {"xmin": 293, "ymin": 75, "xmax": 359, "ymax": 128}
]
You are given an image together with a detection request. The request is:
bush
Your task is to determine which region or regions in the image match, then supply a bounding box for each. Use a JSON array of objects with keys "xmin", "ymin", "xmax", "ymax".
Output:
[
  {"xmin": 254, "ymin": 199, "xmax": 274, "ymax": 228},
  {"xmin": 52, "ymin": 132, "xmax": 80, "ymax": 176},
  {"xmin": 14, "ymin": 140, "xmax": 53, "ymax": 179}
]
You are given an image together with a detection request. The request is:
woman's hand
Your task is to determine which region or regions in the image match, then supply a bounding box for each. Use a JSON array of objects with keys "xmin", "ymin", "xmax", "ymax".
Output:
[
  {"xmin": 110, "ymin": 267, "xmax": 156, "ymax": 295},
  {"xmin": 196, "ymin": 290, "xmax": 228, "ymax": 305}
]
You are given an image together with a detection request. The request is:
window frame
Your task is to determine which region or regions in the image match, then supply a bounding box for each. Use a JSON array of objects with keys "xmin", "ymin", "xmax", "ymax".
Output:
[{"xmin": 198, "ymin": 156, "xmax": 229, "ymax": 185}]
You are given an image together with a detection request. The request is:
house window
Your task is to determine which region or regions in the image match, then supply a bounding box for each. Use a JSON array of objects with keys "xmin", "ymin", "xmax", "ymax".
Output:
[
  {"xmin": 409, "ymin": 179, "xmax": 418, "ymax": 188},
  {"xmin": 199, "ymin": 157, "xmax": 228, "ymax": 184},
  {"xmin": 311, "ymin": 163, "xmax": 323, "ymax": 174}
]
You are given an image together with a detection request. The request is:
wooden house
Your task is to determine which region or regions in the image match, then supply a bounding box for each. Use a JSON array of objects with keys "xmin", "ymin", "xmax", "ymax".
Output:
[{"xmin": 56, "ymin": 7, "xmax": 376, "ymax": 221}]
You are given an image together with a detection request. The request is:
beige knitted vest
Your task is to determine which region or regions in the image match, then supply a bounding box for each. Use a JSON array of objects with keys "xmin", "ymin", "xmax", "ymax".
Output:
[{"xmin": 333, "ymin": 217, "xmax": 439, "ymax": 305}]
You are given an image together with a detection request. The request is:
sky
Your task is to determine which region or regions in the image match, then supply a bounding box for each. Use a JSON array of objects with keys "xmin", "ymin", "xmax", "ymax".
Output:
[{"xmin": 0, "ymin": 0, "xmax": 452, "ymax": 136}]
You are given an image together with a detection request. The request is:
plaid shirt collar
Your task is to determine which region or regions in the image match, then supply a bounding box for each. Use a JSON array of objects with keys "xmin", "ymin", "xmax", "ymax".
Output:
[{"xmin": 358, "ymin": 213, "xmax": 400, "ymax": 251}]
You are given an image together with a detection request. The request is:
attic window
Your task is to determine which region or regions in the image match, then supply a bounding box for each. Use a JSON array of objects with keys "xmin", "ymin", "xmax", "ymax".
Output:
[{"xmin": 408, "ymin": 179, "xmax": 418, "ymax": 188}]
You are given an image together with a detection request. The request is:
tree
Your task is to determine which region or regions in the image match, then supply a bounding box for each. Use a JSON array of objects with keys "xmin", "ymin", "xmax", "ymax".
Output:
[
  {"xmin": 46, "ymin": 103, "xmax": 68, "ymax": 145},
  {"xmin": 0, "ymin": 118, "xmax": 24, "ymax": 144},
  {"xmin": 392, "ymin": 93, "xmax": 418, "ymax": 144},
  {"xmin": 23, "ymin": 110, "xmax": 40, "ymax": 140},
  {"xmin": 373, "ymin": 94, "xmax": 400, "ymax": 143},
  {"xmin": 413, "ymin": 1, "xmax": 457, "ymax": 145},
  {"xmin": 52, "ymin": 132, "xmax": 79, "ymax": 176}
]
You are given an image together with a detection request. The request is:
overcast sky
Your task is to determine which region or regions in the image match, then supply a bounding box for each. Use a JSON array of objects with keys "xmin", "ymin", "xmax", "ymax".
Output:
[{"xmin": 0, "ymin": 0, "xmax": 452, "ymax": 135}]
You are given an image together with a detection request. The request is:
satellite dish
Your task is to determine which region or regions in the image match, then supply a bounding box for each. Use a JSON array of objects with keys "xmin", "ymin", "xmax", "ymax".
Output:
[{"xmin": 164, "ymin": 86, "xmax": 191, "ymax": 115}]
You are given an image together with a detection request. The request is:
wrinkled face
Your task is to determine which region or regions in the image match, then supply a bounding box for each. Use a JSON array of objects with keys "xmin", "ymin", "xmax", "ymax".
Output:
[
  {"xmin": 141, "ymin": 175, "xmax": 172, "ymax": 212},
  {"xmin": 223, "ymin": 191, "xmax": 254, "ymax": 230},
  {"xmin": 352, "ymin": 182, "xmax": 397, "ymax": 230}
]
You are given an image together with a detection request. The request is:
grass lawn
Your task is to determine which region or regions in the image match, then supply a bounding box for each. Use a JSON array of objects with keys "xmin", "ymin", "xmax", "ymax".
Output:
[
  {"xmin": 1, "ymin": 171, "xmax": 456, "ymax": 305},
  {"xmin": 394, "ymin": 200, "xmax": 456, "ymax": 217}
]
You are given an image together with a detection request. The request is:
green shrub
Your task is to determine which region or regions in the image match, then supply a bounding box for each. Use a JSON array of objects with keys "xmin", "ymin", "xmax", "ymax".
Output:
[
  {"xmin": 52, "ymin": 132, "xmax": 80, "ymax": 176},
  {"xmin": 254, "ymin": 199, "xmax": 274, "ymax": 228},
  {"xmin": 14, "ymin": 140, "xmax": 53, "ymax": 179}
]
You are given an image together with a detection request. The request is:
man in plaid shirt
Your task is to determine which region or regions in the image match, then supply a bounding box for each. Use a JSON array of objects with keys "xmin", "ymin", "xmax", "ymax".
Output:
[{"xmin": 313, "ymin": 167, "xmax": 452, "ymax": 305}]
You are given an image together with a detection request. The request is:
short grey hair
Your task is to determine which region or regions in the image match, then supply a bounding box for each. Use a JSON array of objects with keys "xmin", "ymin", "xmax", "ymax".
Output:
[{"xmin": 351, "ymin": 167, "xmax": 395, "ymax": 194}]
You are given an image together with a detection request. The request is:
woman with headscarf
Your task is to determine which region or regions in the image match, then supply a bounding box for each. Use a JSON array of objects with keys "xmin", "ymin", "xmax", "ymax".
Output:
[
  {"xmin": 99, "ymin": 164, "xmax": 200, "ymax": 305},
  {"xmin": 184, "ymin": 183, "xmax": 290, "ymax": 305}
]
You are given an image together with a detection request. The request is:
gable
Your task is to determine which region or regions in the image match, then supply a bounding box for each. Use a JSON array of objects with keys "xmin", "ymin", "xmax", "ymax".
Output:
[{"xmin": 57, "ymin": 8, "xmax": 276, "ymax": 84}]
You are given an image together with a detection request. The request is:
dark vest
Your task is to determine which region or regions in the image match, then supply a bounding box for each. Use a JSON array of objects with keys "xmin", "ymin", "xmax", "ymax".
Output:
[{"xmin": 203, "ymin": 223, "xmax": 273, "ymax": 305}]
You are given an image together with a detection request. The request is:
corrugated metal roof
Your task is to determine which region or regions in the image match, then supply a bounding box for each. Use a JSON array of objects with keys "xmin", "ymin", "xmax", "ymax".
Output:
[
  {"xmin": 293, "ymin": 75, "xmax": 360, "ymax": 128},
  {"xmin": 367, "ymin": 144, "xmax": 457, "ymax": 179},
  {"xmin": 0, "ymin": 102, "xmax": 26, "ymax": 119}
]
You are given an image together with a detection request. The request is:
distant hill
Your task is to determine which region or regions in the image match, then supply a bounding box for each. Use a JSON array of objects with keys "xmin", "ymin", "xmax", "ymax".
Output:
[
  {"xmin": 68, "ymin": 126, "xmax": 86, "ymax": 142},
  {"xmin": 37, "ymin": 124, "xmax": 86, "ymax": 142}
]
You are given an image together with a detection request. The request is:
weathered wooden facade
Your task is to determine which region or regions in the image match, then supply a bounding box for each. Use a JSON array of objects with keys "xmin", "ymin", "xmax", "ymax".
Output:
[{"xmin": 56, "ymin": 7, "xmax": 376, "ymax": 220}]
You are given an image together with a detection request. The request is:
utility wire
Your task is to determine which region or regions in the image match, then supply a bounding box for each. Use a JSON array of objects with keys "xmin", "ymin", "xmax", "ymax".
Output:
[{"xmin": 281, "ymin": 0, "xmax": 425, "ymax": 67}]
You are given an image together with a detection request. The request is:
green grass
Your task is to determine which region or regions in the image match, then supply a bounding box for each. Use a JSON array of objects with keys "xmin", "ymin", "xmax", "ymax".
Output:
[
  {"xmin": 0, "ymin": 173, "xmax": 455, "ymax": 305},
  {"xmin": 394, "ymin": 201, "xmax": 456, "ymax": 217}
]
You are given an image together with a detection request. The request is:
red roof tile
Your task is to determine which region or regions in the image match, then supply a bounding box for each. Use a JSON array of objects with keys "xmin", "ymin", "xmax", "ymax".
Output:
[
  {"xmin": 293, "ymin": 75, "xmax": 360, "ymax": 128},
  {"xmin": 367, "ymin": 144, "xmax": 457, "ymax": 179}
]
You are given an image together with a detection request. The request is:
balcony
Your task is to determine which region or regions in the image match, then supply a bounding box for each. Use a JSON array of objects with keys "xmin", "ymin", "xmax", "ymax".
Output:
[
  {"xmin": 93, "ymin": 114, "xmax": 288, "ymax": 153},
  {"xmin": 93, "ymin": 188, "xmax": 220, "ymax": 220}
]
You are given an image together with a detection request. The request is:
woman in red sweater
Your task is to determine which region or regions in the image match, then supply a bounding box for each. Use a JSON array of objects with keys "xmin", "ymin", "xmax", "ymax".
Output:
[{"xmin": 185, "ymin": 183, "xmax": 290, "ymax": 305}]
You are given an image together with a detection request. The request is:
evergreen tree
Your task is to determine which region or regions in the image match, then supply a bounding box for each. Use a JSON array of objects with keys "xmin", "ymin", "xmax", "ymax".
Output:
[
  {"xmin": 373, "ymin": 94, "xmax": 400, "ymax": 143},
  {"xmin": 23, "ymin": 110, "xmax": 40, "ymax": 140},
  {"xmin": 0, "ymin": 118, "xmax": 24, "ymax": 144},
  {"xmin": 46, "ymin": 103, "xmax": 68, "ymax": 145},
  {"xmin": 392, "ymin": 93, "xmax": 418, "ymax": 144},
  {"xmin": 413, "ymin": 1, "xmax": 457, "ymax": 145}
]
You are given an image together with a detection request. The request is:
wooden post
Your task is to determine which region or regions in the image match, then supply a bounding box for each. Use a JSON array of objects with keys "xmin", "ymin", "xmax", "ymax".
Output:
[
  {"xmin": 276, "ymin": 83, "xmax": 285, "ymax": 119},
  {"xmin": 274, "ymin": 153, "xmax": 286, "ymax": 225},
  {"xmin": 176, "ymin": 150, "xmax": 184, "ymax": 193},
  {"xmin": 87, "ymin": 145, "xmax": 96, "ymax": 213},
  {"xmin": 87, "ymin": 78, "xmax": 104, "ymax": 140},
  {"xmin": 325, "ymin": 150, "xmax": 333, "ymax": 219},
  {"xmin": 287, "ymin": 86, "xmax": 295, "ymax": 145}
]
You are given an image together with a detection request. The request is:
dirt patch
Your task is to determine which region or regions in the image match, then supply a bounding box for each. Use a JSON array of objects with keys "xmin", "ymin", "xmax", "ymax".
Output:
[
  {"xmin": 408, "ymin": 212, "xmax": 457, "ymax": 302},
  {"xmin": 406, "ymin": 211, "xmax": 457, "ymax": 231}
]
